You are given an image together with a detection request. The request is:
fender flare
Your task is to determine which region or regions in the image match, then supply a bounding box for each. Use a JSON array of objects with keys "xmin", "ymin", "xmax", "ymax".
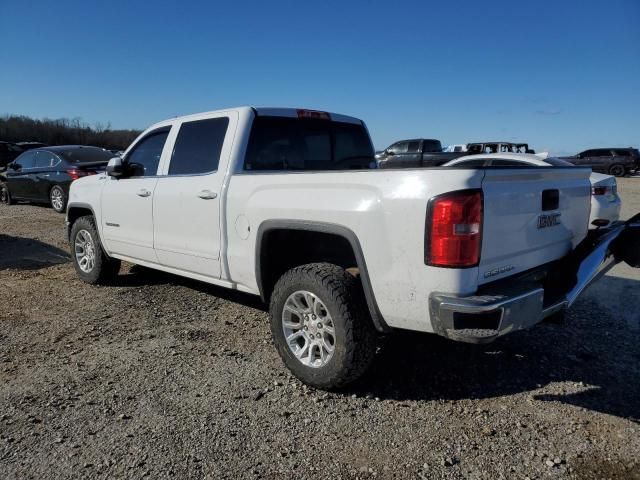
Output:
[
  {"xmin": 66, "ymin": 202, "xmax": 98, "ymax": 241},
  {"xmin": 255, "ymin": 219, "xmax": 391, "ymax": 333}
]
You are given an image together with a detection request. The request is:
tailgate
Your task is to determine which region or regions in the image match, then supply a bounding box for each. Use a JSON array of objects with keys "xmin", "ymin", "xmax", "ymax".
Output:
[{"xmin": 479, "ymin": 168, "xmax": 591, "ymax": 284}]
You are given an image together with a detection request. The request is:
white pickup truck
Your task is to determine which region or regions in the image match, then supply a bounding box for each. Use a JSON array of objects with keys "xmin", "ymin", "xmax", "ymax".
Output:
[{"xmin": 66, "ymin": 107, "xmax": 640, "ymax": 389}]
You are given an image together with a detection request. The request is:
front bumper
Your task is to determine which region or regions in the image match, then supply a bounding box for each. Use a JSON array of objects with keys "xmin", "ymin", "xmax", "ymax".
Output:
[{"xmin": 429, "ymin": 216, "xmax": 640, "ymax": 344}]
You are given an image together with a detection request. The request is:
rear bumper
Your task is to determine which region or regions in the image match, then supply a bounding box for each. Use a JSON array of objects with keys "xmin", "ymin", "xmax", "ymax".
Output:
[
  {"xmin": 429, "ymin": 217, "xmax": 640, "ymax": 344},
  {"xmin": 589, "ymin": 195, "xmax": 621, "ymax": 227}
]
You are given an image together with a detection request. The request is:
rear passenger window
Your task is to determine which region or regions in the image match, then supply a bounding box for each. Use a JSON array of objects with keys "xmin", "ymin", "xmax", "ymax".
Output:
[
  {"xmin": 406, "ymin": 141, "xmax": 421, "ymax": 153},
  {"xmin": 34, "ymin": 152, "xmax": 58, "ymax": 168},
  {"xmin": 126, "ymin": 128, "xmax": 170, "ymax": 176},
  {"xmin": 169, "ymin": 117, "xmax": 229, "ymax": 175},
  {"xmin": 614, "ymin": 150, "xmax": 631, "ymax": 157}
]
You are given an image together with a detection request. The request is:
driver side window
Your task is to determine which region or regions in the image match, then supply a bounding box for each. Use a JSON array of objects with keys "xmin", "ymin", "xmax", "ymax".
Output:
[
  {"xmin": 125, "ymin": 128, "xmax": 170, "ymax": 177},
  {"xmin": 15, "ymin": 151, "xmax": 37, "ymax": 169},
  {"xmin": 388, "ymin": 142, "xmax": 408, "ymax": 154}
]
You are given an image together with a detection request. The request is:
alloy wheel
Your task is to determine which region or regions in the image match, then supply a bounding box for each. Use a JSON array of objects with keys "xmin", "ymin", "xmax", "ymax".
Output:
[
  {"xmin": 50, "ymin": 187, "xmax": 64, "ymax": 211},
  {"xmin": 281, "ymin": 290, "xmax": 336, "ymax": 368},
  {"xmin": 74, "ymin": 229, "xmax": 96, "ymax": 273}
]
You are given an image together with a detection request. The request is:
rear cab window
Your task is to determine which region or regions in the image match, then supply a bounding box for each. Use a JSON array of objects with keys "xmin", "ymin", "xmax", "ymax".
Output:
[{"xmin": 244, "ymin": 116, "xmax": 375, "ymax": 171}]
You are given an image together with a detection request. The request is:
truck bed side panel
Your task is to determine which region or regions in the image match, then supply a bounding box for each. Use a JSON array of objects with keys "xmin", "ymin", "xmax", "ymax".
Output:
[{"xmin": 226, "ymin": 169, "xmax": 484, "ymax": 332}]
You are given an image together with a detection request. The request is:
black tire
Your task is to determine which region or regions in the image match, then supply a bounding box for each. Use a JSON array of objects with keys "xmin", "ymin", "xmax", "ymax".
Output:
[
  {"xmin": 49, "ymin": 185, "xmax": 67, "ymax": 213},
  {"xmin": 70, "ymin": 215, "xmax": 121, "ymax": 284},
  {"xmin": 0, "ymin": 182, "xmax": 13, "ymax": 205},
  {"xmin": 608, "ymin": 164, "xmax": 626, "ymax": 177},
  {"xmin": 269, "ymin": 263, "xmax": 377, "ymax": 390}
]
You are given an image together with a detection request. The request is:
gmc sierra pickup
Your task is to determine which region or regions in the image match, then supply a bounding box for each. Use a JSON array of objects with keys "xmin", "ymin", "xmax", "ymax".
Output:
[{"xmin": 66, "ymin": 107, "xmax": 640, "ymax": 389}]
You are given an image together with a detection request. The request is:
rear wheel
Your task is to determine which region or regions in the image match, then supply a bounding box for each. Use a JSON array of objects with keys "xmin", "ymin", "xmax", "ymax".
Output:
[
  {"xmin": 608, "ymin": 164, "xmax": 626, "ymax": 177},
  {"xmin": 50, "ymin": 185, "xmax": 67, "ymax": 213},
  {"xmin": 269, "ymin": 263, "xmax": 377, "ymax": 390},
  {"xmin": 70, "ymin": 215, "xmax": 121, "ymax": 284}
]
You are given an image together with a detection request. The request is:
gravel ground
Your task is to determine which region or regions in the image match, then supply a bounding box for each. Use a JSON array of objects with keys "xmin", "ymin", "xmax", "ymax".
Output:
[{"xmin": 1, "ymin": 179, "xmax": 639, "ymax": 479}]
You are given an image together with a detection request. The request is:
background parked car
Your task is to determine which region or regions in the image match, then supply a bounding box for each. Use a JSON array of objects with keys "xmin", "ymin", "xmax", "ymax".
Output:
[
  {"xmin": 560, "ymin": 148, "xmax": 640, "ymax": 177},
  {"xmin": 2, "ymin": 146, "xmax": 112, "ymax": 212},
  {"xmin": 376, "ymin": 138, "xmax": 466, "ymax": 168},
  {"xmin": 0, "ymin": 141, "xmax": 23, "ymax": 169},
  {"xmin": 444, "ymin": 153, "xmax": 621, "ymax": 228}
]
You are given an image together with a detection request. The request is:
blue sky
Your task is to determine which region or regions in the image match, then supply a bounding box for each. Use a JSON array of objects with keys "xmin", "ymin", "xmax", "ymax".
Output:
[{"xmin": 1, "ymin": 0, "xmax": 638, "ymax": 154}]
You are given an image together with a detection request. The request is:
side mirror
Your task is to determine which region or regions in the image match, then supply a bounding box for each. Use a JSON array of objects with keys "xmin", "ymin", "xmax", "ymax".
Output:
[
  {"xmin": 385, "ymin": 149, "xmax": 395, "ymax": 156},
  {"xmin": 9, "ymin": 163, "xmax": 20, "ymax": 171},
  {"xmin": 106, "ymin": 157, "xmax": 124, "ymax": 178}
]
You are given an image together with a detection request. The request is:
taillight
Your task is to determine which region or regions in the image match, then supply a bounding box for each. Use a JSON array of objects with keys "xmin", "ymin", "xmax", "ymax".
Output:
[
  {"xmin": 66, "ymin": 169, "xmax": 97, "ymax": 181},
  {"xmin": 425, "ymin": 190, "xmax": 483, "ymax": 267},
  {"xmin": 591, "ymin": 186, "xmax": 610, "ymax": 196}
]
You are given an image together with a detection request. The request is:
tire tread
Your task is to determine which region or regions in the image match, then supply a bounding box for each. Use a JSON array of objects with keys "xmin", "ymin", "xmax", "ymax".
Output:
[{"xmin": 269, "ymin": 262, "xmax": 376, "ymax": 389}]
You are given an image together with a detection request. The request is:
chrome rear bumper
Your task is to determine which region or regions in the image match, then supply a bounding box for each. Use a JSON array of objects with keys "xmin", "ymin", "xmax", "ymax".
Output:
[{"xmin": 429, "ymin": 217, "xmax": 640, "ymax": 344}]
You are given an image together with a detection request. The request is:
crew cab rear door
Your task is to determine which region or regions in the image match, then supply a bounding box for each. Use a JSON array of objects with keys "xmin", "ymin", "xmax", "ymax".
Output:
[
  {"xmin": 152, "ymin": 111, "xmax": 237, "ymax": 279},
  {"xmin": 478, "ymin": 167, "xmax": 591, "ymax": 284}
]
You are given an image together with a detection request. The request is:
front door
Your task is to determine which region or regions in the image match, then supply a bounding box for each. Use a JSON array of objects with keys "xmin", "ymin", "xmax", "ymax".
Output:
[
  {"xmin": 6, "ymin": 150, "xmax": 37, "ymax": 199},
  {"xmin": 101, "ymin": 127, "xmax": 171, "ymax": 263},
  {"xmin": 153, "ymin": 113, "xmax": 235, "ymax": 278}
]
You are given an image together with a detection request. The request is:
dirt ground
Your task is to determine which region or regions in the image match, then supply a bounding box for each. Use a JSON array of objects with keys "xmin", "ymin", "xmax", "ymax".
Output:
[{"xmin": 1, "ymin": 178, "xmax": 639, "ymax": 480}]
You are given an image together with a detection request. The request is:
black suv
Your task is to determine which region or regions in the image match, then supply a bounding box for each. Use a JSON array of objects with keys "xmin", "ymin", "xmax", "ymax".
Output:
[{"xmin": 561, "ymin": 148, "xmax": 640, "ymax": 177}]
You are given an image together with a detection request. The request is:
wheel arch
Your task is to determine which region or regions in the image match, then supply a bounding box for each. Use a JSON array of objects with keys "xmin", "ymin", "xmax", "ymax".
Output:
[
  {"xmin": 255, "ymin": 220, "xmax": 390, "ymax": 333},
  {"xmin": 66, "ymin": 202, "xmax": 97, "ymax": 241}
]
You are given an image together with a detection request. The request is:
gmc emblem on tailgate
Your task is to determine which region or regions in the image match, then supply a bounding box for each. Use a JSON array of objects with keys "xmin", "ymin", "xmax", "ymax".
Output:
[{"xmin": 537, "ymin": 213, "xmax": 561, "ymax": 229}]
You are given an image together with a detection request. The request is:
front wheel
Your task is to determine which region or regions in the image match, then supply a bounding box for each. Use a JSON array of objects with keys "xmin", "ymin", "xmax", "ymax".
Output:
[
  {"xmin": 70, "ymin": 215, "xmax": 121, "ymax": 284},
  {"xmin": 608, "ymin": 164, "xmax": 626, "ymax": 177},
  {"xmin": 50, "ymin": 185, "xmax": 67, "ymax": 213},
  {"xmin": 269, "ymin": 263, "xmax": 377, "ymax": 390}
]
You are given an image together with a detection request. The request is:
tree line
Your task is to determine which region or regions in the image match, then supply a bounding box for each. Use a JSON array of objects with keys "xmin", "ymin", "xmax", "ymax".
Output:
[{"xmin": 0, "ymin": 115, "xmax": 141, "ymax": 150}]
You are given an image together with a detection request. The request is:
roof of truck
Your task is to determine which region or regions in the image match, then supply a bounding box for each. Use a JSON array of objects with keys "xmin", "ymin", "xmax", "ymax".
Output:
[{"xmin": 146, "ymin": 107, "xmax": 363, "ymax": 131}]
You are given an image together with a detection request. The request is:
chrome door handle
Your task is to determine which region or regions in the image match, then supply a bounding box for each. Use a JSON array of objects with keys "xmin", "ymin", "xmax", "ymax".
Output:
[
  {"xmin": 197, "ymin": 190, "xmax": 217, "ymax": 200},
  {"xmin": 136, "ymin": 188, "xmax": 152, "ymax": 197}
]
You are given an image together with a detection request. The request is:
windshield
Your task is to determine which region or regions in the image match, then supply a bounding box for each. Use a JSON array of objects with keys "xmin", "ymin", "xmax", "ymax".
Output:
[
  {"xmin": 244, "ymin": 116, "xmax": 375, "ymax": 171},
  {"xmin": 57, "ymin": 147, "xmax": 113, "ymax": 163}
]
